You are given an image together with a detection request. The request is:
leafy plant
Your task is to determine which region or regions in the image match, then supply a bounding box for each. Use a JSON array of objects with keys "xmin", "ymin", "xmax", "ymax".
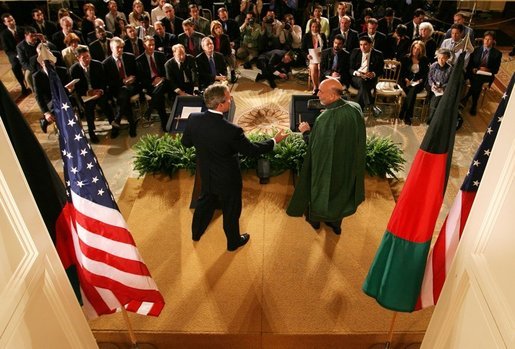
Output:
[{"xmin": 365, "ymin": 135, "xmax": 405, "ymax": 178}]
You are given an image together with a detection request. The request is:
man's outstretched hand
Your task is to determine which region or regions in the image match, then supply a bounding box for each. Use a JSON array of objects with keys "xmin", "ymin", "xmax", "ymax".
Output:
[{"xmin": 273, "ymin": 129, "xmax": 289, "ymax": 143}]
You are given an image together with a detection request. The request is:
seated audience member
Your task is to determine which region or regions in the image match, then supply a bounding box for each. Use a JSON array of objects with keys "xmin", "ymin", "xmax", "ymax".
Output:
[
  {"xmin": 1, "ymin": 14, "xmax": 30, "ymax": 94},
  {"xmin": 359, "ymin": 18, "xmax": 387, "ymax": 54},
  {"xmin": 261, "ymin": 9, "xmax": 284, "ymax": 52},
  {"xmin": 89, "ymin": 27, "xmax": 112, "ymax": 62},
  {"xmin": 85, "ymin": 18, "xmax": 114, "ymax": 44},
  {"xmin": 237, "ymin": 12, "xmax": 261, "ymax": 69},
  {"xmin": 128, "ymin": 0, "xmax": 150, "ymax": 27},
  {"xmin": 177, "ymin": 19, "xmax": 204, "ymax": 57},
  {"xmin": 357, "ymin": 7, "xmax": 373, "ymax": 34},
  {"xmin": 105, "ymin": 0, "xmax": 127, "ymax": 34},
  {"xmin": 70, "ymin": 46, "xmax": 115, "ymax": 143},
  {"xmin": 161, "ymin": 3, "xmax": 184, "ymax": 36},
  {"xmin": 196, "ymin": 37, "xmax": 227, "ymax": 91},
  {"xmin": 210, "ymin": 20, "xmax": 237, "ymax": 83},
  {"xmin": 462, "ymin": 31, "xmax": 502, "ymax": 115},
  {"xmin": 52, "ymin": 16, "xmax": 84, "ymax": 51},
  {"xmin": 303, "ymin": 20, "xmax": 328, "ymax": 95},
  {"xmin": 31, "ymin": 8, "xmax": 58, "ymax": 40},
  {"xmin": 405, "ymin": 8, "xmax": 425, "ymax": 41},
  {"xmin": 17, "ymin": 27, "xmax": 46, "ymax": 92},
  {"xmin": 320, "ymin": 34, "xmax": 350, "ymax": 88},
  {"xmin": 153, "ymin": 21, "xmax": 176, "ymax": 59},
  {"xmin": 187, "ymin": 4, "xmax": 210, "ymax": 36},
  {"xmin": 124, "ymin": 25, "xmax": 144, "ymax": 56},
  {"xmin": 440, "ymin": 23, "xmax": 474, "ymax": 66},
  {"xmin": 256, "ymin": 49, "xmax": 294, "ymax": 88},
  {"xmin": 151, "ymin": 0, "xmax": 167, "ymax": 24},
  {"xmin": 329, "ymin": 2, "xmax": 353, "ymax": 31},
  {"xmin": 385, "ymin": 24, "xmax": 410, "ymax": 60},
  {"xmin": 398, "ymin": 40, "xmax": 429, "ymax": 125},
  {"xmin": 115, "ymin": 17, "xmax": 128, "ymax": 39},
  {"xmin": 81, "ymin": 3, "xmax": 97, "ymax": 41},
  {"xmin": 444, "ymin": 12, "xmax": 474, "ymax": 42},
  {"xmin": 137, "ymin": 15, "xmax": 155, "ymax": 39},
  {"xmin": 165, "ymin": 44, "xmax": 197, "ymax": 100},
  {"xmin": 417, "ymin": 22, "xmax": 437, "ymax": 63},
  {"xmin": 349, "ymin": 36, "xmax": 384, "ymax": 115},
  {"xmin": 330, "ymin": 15, "xmax": 359, "ymax": 53},
  {"xmin": 33, "ymin": 50, "xmax": 72, "ymax": 133},
  {"xmin": 136, "ymin": 35, "xmax": 169, "ymax": 130},
  {"xmin": 217, "ymin": 7, "xmax": 240, "ymax": 49},
  {"xmin": 62, "ymin": 32, "xmax": 87, "ymax": 68},
  {"xmin": 102, "ymin": 37, "xmax": 140, "ymax": 138},
  {"xmin": 305, "ymin": 5, "xmax": 330, "ymax": 39},
  {"xmin": 377, "ymin": 7, "xmax": 401, "ymax": 36},
  {"xmin": 427, "ymin": 48, "xmax": 453, "ymax": 124},
  {"xmin": 281, "ymin": 14, "xmax": 303, "ymax": 66}
]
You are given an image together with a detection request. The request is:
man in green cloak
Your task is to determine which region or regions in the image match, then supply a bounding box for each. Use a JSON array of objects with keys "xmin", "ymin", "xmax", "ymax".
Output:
[{"xmin": 286, "ymin": 78, "xmax": 366, "ymax": 234}]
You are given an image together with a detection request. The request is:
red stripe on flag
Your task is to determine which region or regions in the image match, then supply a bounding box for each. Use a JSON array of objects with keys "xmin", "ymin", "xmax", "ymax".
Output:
[
  {"xmin": 460, "ymin": 191, "xmax": 476, "ymax": 237},
  {"xmin": 387, "ymin": 150, "xmax": 448, "ymax": 243},
  {"xmin": 74, "ymin": 207, "xmax": 137, "ymax": 245}
]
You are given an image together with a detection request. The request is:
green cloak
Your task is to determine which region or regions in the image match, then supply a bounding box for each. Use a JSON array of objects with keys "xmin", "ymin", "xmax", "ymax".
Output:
[{"xmin": 286, "ymin": 98, "xmax": 366, "ymax": 222}]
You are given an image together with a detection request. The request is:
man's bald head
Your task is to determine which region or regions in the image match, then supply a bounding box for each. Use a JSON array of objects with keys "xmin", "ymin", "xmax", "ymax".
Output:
[{"xmin": 318, "ymin": 79, "xmax": 343, "ymax": 105}]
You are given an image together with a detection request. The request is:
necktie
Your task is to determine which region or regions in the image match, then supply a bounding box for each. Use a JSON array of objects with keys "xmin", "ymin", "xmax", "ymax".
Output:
[
  {"xmin": 332, "ymin": 51, "xmax": 338, "ymax": 71},
  {"xmin": 188, "ymin": 37, "xmax": 195, "ymax": 55},
  {"xmin": 149, "ymin": 55, "xmax": 158, "ymax": 77},
  {"xmin": 133, "ymin": 41, "xmax": 139, "ymax": 56},
  {"xmin": 223, "ymin": 22, "xmax": 227, "ymax": 32},
  {"xmin": 209, "ymin": 56, "xmax": 216, "ymax": 76},
  {"xmin": 13, "ymin": 29, "xmax": 20, "ymax": 44},
  {"xmin": 415, "ymin": 24, "xmax": 419, "ymax": 38},
  {"xmin": 387, "ymin": 20, "xmax": 392, "ymax": 33},
  {"xmin": 481, "ymin": 49, "xmax": 489, "ymax": 66},
  {"xmin": 85, "ymin": 67, "xmax": 92, "ymax": 89},
  {"xmin": 117, "ymin": 58, "xmax": 126, "ymax": 79}
]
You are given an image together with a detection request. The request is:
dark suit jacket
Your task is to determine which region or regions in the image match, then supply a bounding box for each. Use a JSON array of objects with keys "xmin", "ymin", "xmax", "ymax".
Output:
[
  {"xmin": 195, "ymin": 51, "xmax": 227, "ymax": 90},
  {"xmin": 70, "ymin": 59, "xmax": 107, "ymax": 97},
  {"xmin": 33, "ymin": 66, "xmax": 70, "ymax": 113},
  {"xmin": 302, "ymin": 32, "xmax": 328, "ymax": 51},
  {"xmin": 467, "ymin": 46, "xmax": 502, "ymax": 81},
  {"xmin": 89, "ymin": 38, "xmax": 112, "ymax": 62},
  {"xmin": 181, "ymin": 110, "xmax": 274, "ymax": 194},
  {"xmin": 86, "ymin": 30, "xmax": 113, "ymax": 45},
  {"xmin": 209, "ymin": 34, "xmax": 231, "ymax": 56},
  {"xmin": 219, "ymin": 18, "xmax": 240, "ymax": 44},
  {"xmin": 349, "ymin": 48, "xmax": 384, "ymax": 78},
  {"xmin": 385, "ymin": 35, "xmax": 410, "ymax": 60},
  {"xmin": 136, "ymin": 51, "xmax": 167, "ymax": 92},
  {"xmin": 124, "ymin": 38, "xmax": 145, "ymax": 56},
  {"xmin": 258, "ymin": 49, "xmax": 292, "ymax": 76},
  {"xmin": 161, "ymin": 16, "xmax": 184, "ymax": 36},
  {"xmin": 0, "ymin": 27, "xmax": 23, "ymax": 54},
  {"xmin": 404, "ymin": 21, "xmax": 420, "ymax": 41},
  {"xmin": 177, "ymin": 31, "xmax": 204, "ymax": 57},
  {"xmin": 51, "ymin": 30, "xmax": 84, "ymax": 51},
  {"xmin": 377, "ymin": 17, "xmax": 402, "ymax": 36},
  {"xmin": 164, "ymin": 55, "xmax": 197, "ymax": 94},
  {"xmin": 329, "ymin": 28, "xmax": 359, "ymax": 52},
  {"xmin": 153, "ymin": 32, "xmax": 176, "ymax": 59},
  {"xmin": 359, "ymin": 31, "xmax": 387, "ymax": 54},
  {"xmin": 102, "ymin": 53, "xmax": 139, "ymax": 96},
  {"xmin": 399, "ymin": 55, "xmax": 430, "ymax": 88},
  {"xmin": 16, "ymin": 40, "xmax": 39, "ymax": 71},
  {"xmin": 320, "ymin": 47, "xmax": 351, "ymax": 86},
  {"xmin": 32, "ymin": 20, "xmax": 59, "ymax": 39}
]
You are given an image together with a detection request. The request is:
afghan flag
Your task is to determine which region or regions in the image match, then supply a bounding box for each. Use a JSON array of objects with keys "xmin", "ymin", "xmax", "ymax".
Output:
[
  {"xmin": 0, "ymin": 80, "xmax": 82, "ymax": 302},
  {"xmin": 362, "ymin": 54, "xmax": 465, "ymax": 312}
]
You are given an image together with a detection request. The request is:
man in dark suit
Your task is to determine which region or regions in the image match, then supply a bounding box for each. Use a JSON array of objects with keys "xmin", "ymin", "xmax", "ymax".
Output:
[
  {"xmin": 31, "ymin": 8, "xmax": 58, "ymax": 40},
  {"xmin": 377, "ymin": 7, "xmax": 402, "ymax": 36},
  {"xmin": 217, "ymin": 7, "xmax": 240, "ymax": 49},
  {"xmin": 181, "ymin": 84, "xmax": 288, "ymax": 251},
  {"xmin": 70, "ymin": 46, "xmax": 115, "ymax": 143},
  {"xmin": 16, "ymin": 26, "xmax": 47, "ymax": 93},
  {"xmin": 404, "ymin": 8, "xmax": 425, "ymax": 41},
  {"xmin": 165, "ymin": 43, "xmax": 198, "ymax": 100},
  {"xmin": 255, "ymin": 50, "xmax": 294, "ymax": 88},
  {"xmin": 177, "ymin": 19, "xmax": 204, "ymax": 57},
  {"xmin": 463, "ymin": 31, "xmax": 502, "ymax": 116},
  {"xmin": 51, "ymin": 16, "xmax": 84, "ymax": 51},
  {"xmin": 124, "ymin": 25, "xmax": 145, "ymax": 56},
  {"xmin": 329, "ymin": 15, "xmax": 359, "ymax": 53},
  {"xmin": 136, "ymin": 36, "xmax": 169, "ymax": 130},
  {"xmin": 0, "ymin": 14, "xmax": 28, "ymax": 95},
  {"xmin": 103, "ymin": 37, "xmax": 140, "ymax": 138},
  {"xmin": 89, "ymin": 27, "xmax": 112, "ymax": 62},
  {"xmin": 320, "ymin": 34, "xmax": 350, "ymax": 88},
  {"xmin": 153, "ymin": 21, "xmax": 176, "ymax": 59},
  {"xmin": 196, "ymin": 37, "xmax": 227, "ymax": 91},
  {"xmin": 359, "ymin": 18, "xmax": 387, "ymax": 55},
  {"xmin": 187, "ymin": 4, "xmax": 210, "ymax": 36},
  {"xmin": 329, "ymin": 2, "xmax": 353, "ymax": 31},
  {"xmin": 349, "ymin": 36, "xmax": 384, "ymax": 114},
  {"xmin": 161, "ymin": 3, "xmax": 184, "ymax": 36}
]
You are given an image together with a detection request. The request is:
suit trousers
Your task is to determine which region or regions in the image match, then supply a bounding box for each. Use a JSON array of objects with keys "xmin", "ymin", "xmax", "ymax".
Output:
[
  {"xmin": 400, "ymin": 83, "xmax": 425, "ymax": 122},
  {"xmin": 352, "ymin": 76, "xmax": 376, "ymax": 108},
  {"xmin": 192, "ymin": 190, "xmax": 242, "ymax": 247},
  {"xmin": 468, "ymin": 74, "xmax": 492, "ymax": 109},
  {"xmin": 113, "ymin": 84, "xmax": 137, "ymax": 129},
  {"xmin": 84, "ymin": 95, "xmax": 114, "ymax": 132},
  {"xmin": 7, "ymin": 52, "xmax": 25, "ymax": 89},
  {"xmin": 147, "ymin": 82, "xmax": 168, "ymax": 129}
]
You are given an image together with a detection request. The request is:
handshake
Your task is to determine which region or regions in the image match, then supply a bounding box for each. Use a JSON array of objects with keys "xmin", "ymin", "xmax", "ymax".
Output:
[{"xmin": 273, "ymin": 129, "xmax": 289, "ymax": 144}]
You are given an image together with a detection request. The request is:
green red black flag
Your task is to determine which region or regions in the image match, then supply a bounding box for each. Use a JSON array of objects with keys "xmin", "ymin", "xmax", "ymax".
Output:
[{"xmin": 362, "ymin": 54, "xmax": 465, "ymax": 312}]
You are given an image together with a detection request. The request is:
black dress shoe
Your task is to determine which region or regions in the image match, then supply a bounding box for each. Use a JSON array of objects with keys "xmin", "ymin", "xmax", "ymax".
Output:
[
  {"xmin": 326, "ymin": 222, "xmax": 342, "ymax": 235},
  {"xmin": 110, "ymin": 127, "xmax": 120, "ymax": 138},
  {"xmin": 230, "ymin": 71, "xmax": 238, "ymax": 83},
  {"xmin": 21, "ymin": 88, "xmax": 31, "ymax": 96},
  {"xmin": 404, "ymin": 118, "xmax": 412, "ymax": 125},
  {"xmin": 305, "ymin": 216, "xmax": 320, "ymax": 230},
  {"xmin": 255, "ymin": 73, "xmax": 263, "ymax": 82},
  {"xmin": 39, "ymin": 118, "xmax": 49, "ymax": 133},
  {"xmin": 89, "ymin": 132, "xmax": 100, "ymax": 144},
  {"xmin": 470, "ymin": 107, "xmax": 477, "ymax": 116},
  {"xmin": 129, "ymin": 128, "xmax": 137, "ymax": 137},
  {"xmin": 192, "ymin": 231, "xmax": 204, "ymax": 241},
  {"xmin": 227, "ymin": 233, "xmax": 250, "ymax": 251}
]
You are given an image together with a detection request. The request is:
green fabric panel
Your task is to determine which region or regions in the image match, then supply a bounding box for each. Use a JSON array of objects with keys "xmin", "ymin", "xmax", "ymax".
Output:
[{"xmin": 362, "ymin": 231, "xmax": 431, "ymax": 312}]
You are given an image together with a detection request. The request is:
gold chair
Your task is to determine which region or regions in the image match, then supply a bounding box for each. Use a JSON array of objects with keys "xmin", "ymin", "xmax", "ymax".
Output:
[
  {"xmin": 414, "ymin": 89, "xmax": 429, "ymax": 122},
  {"xmin": 374, "ymin": 59, "xmax": 403, "ymax": 118}
]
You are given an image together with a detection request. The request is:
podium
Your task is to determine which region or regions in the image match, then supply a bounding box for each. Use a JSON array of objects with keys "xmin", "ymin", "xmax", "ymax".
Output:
[{"xmin": 289, "ymin": 95, "xmax": 322, "ymax": 131}]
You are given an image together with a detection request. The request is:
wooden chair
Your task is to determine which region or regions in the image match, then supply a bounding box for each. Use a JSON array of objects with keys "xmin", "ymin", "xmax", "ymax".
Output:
[
  {"xmin": 414, "ymin": 89, "xmax": 429, "ymax": 122},
  {"xmin": 374, "ymin": 59, "xmax": 403, "ymax": 118}
]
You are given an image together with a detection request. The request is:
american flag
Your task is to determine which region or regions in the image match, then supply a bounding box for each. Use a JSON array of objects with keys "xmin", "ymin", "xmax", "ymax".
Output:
[
  {"xmin": 47, "ymin": 63, "xmax": 165, "ymax": 319},
  {"xmin": 417, "ymin": 73, "xmax": 515, "ymax": 309}
]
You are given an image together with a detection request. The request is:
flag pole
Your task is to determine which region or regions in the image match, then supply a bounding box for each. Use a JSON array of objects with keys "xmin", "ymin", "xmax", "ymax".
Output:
[
  {"xmin": 121, "ymin": 307, "xmax": 139, "ymax": 348},
  {"xmin": 384, "ymin": 311, "xmax": 398, "ymax": 349}
]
